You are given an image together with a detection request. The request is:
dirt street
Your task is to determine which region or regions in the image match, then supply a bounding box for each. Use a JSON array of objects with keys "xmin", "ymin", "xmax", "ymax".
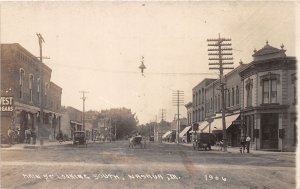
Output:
[{"xmin": 1, "ymin": 141, "xmax": 296, "ymax": 189}]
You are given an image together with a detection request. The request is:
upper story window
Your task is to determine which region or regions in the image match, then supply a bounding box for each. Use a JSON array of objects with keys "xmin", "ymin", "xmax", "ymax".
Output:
[
  {"xmin": 199, "ymin": 90, "xmax": 201, "ymax": 105},
  {"xmin": 260, "ymin": 73, "xmax": 280, "ymax": 104},
  {"xmin": 228, "ymin": 90, "xmax": 231, "ymax": 107},
  {"xmin": 196, "ymin": 92, "xmax": 198, "ymax": 105},
  {"xmin": 236, "ymin": 86, "xmax": 239, "ymax": 105},
  {"xmin": 202, "ymin": 88, "xmax": 205, "ymax": 104},
  {"xmin": 231, "ymin": 88, "xmax": 235, "ymax": 106},
  {"xmin": 193, "ymin": 94, "xmax": 195, "ymax": 106},
  {"xmin": 292, "ymin": 74, "xmax": 297, "ymax": 105},
  {"xmin": 245, "ymin": 79, "xmax": 253, "ymax": 107},
  {"xmin": 29, "ymin": 74, "xmax": 34, "ymax": 102},
  {"xmin": 217, "ymin": 95, "xmax": 220, "ymax": 111},
  {"xmin": 37, "ymin": 78, "xmax": 40, "ymax": 102},
  {"xmin": 19, "ymin": 69, "xmax": 25, "ymax": 99}
]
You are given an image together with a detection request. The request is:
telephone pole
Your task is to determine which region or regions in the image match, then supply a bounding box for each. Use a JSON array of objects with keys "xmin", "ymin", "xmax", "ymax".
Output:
[
  {"xmin": 207, "ymin": 33, "xmax": 234, "ymax": 152},
  {"xmin": 172, "ymin": 90, "xmax": 184, "ymax": 143},
  {"xmin": 36, "ymin": 33, "xmax": 45, "ymax": 145},
  {"xmin": 79, "ymin": 91, "xmax": 88, "ymax": 131},
  {"xmin": 159, "ymin": 109, "xmax": 166, "ymax": 121}
]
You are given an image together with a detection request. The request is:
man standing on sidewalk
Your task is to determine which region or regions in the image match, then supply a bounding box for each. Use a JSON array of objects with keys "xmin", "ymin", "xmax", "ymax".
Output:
[{"xmin": 246, "ymin": 135, "xmax": 251, "ymax": 153}]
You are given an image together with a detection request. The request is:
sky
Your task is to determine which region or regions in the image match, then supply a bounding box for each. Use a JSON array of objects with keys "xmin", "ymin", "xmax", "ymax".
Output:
[{"xmin": 1, "ymin": 1, "xmax": 299, "ymax": 124}]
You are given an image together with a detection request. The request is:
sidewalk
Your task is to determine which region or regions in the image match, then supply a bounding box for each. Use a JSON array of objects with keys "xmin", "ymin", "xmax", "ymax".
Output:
[
  {"xmin": 1, "ymin": 140, "xmax": 73, "ymax": 150},
  {"xmin": 179, "ymin": 142, "xmax": 296, "ymax": 155}
]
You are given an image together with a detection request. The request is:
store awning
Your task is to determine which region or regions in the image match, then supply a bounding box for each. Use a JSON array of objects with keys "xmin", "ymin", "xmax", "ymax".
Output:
[
  {"xmin": 162, "ymin": 131, "xmax": 172, "ymax": 139},
  {"xmin": 198, "ymin": 121, "xmax": 209, "ymax": 132},
  {"xmin": 208, "ymin": 114, "xmax": 240, "ymax": 132},
  {"xmin": 179, "ymin": 126, "xmax": 192, "ymax": 138}
]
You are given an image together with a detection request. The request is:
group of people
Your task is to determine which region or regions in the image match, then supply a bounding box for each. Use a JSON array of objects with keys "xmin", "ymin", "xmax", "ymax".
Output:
[
  {"xmin": 7, "ymin": 127, "xmax": 37, "ymax": 145},
  {"xmin": 240, "ymin": 135, "xmax": 251, "ymax": 153}
]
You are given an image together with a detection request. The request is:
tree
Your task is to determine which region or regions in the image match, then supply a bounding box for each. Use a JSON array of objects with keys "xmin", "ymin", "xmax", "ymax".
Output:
[{"xmin": 97, "ymin": 108, "xmax": 138, "ymax": 140}]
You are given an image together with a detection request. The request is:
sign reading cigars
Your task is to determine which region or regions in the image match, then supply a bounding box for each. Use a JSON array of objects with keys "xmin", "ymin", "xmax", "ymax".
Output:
[{"xmin": 0, "ymin": 96, "xmax": 14, "ymax": 111}]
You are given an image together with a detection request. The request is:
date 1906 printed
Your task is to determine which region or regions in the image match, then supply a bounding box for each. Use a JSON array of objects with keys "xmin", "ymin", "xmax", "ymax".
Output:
[{"xmin": 205, "ymin": 174, "xmax": 227, "ymax": 182}]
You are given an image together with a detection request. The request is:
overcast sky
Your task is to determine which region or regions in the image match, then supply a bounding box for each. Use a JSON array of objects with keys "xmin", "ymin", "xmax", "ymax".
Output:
[{"xmin": 1, "ymin": 1, "xmax": 298, "ymax": 124}]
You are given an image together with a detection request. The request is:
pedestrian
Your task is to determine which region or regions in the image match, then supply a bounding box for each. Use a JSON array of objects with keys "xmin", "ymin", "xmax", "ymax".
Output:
[
  {"xmin": 240, "ymin": 135, "xmax": 246, "ymax": 154},
  {"xmin": 246, "ymin": 135, "xmax": 251, "ymax": 153},
  {"xmin": 7, "ymin": 127, "xmax": 14, "ymax": 145},
  {"xmin": 219, "ymin": 140, "xmax": 224, "ymax": 151},
  {"xmin": 25, "ymin": 128, "xmax": 31, "ymax": 144},
  {"xmin": 31, "ymin": 128, "xmax": 37, "ymax": 145}
]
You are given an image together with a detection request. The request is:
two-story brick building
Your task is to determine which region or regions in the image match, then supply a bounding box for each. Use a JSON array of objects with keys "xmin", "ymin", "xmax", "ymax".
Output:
[
  {"xmin": 1, "ymin": 43, "xmax": 62, "ymax": 143},
  {"xmin": 239, "ymin": 42, "xmax": 297, "ymax": 151}
]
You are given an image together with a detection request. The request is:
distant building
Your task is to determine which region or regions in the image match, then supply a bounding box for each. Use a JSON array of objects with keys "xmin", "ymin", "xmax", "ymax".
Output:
[
  {"xmin": 1, "ymin": 44, "xmax": 62, "ymax": 143},
  {"xmin": 60, "ymin": 106, "xmax": 83, "ymax": 140},
  {"xmin": 239, "ymin": 42, "xmax": 297, "ymax": 151}
]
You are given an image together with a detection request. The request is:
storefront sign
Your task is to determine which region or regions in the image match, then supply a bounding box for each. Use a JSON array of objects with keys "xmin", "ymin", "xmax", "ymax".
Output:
[{"xmin": 0, "ymin": 96, "xmax": 14, "ymax": 111}]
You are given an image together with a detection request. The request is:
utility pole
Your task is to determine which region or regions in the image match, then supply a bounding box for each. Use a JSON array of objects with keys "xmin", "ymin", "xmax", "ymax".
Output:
[
  {"xmin": 159, "ymin": 109, "xmax": 166, "ymax": 121},
  {"xmin": 36, "ymin": 33, "xmax": 45, "ymax": 146},
  {"xmin": 172, "ymin": 90, "xmax": 184, "ymax": 143},
  {"xmin": 79, "ymin": 91, "xmax": 88, "ymax": 131},
  {"xmin": 207, "ymin": 33, "xmax": 234, "ymax": 152}
]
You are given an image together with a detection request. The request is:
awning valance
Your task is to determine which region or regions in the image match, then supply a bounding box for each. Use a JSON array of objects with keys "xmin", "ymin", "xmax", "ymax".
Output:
[
  {"xmin": 179, "ymin": 126, "xmax": 191, "ymax": 138},
  {"xmin": 70, "ymin": 120, "xmax": 83, "ymax": 125},
  {"xmin": 208, "ymin": 114, "xmax": 240, "ymax": 132},
  {"xmin": 162, "ymin": 131, "xmax": 172, "ymax": 139}
]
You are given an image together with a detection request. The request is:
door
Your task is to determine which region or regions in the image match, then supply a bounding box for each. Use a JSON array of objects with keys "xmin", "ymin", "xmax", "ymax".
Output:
[{"xmin": 261, "ymin": 113, "xmax": 278, "ymax": 149}]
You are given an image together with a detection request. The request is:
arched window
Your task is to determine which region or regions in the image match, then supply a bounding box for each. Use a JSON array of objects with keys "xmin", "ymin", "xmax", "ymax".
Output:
[
  {"xmin": 19, "ymin": 69, "xmax": 25, "ymax": 99},
  {"xmin": 29, "ymin": 74, "xmax": 34, "ymax": 102}
]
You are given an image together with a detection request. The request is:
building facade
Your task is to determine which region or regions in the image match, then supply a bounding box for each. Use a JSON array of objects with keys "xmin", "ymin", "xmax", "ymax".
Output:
[
  {"xmin": 1, "ymin": 43, "xmax": 62, "ymax": 143},
  {"xmin": 187, "ymin": 41, "xmax": 297, "ymax": 151},
  {"xmin": 239, "ymin": 42, "xmax": 297, "ymax": 152},
  {"xmin": 60, "ymin": 106, "xmax": 83, "ymax": 140}
]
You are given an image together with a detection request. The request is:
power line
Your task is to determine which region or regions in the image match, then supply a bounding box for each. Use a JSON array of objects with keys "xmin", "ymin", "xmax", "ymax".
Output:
[{"xmin": 48, "ymin": 63, "xmax": 218, "ymax": 76}]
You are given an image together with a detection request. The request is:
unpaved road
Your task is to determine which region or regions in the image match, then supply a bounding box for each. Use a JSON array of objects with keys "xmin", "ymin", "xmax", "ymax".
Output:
[{"xmin": 1, "ymin": 141, "xmax": 296, "ymax": 189}]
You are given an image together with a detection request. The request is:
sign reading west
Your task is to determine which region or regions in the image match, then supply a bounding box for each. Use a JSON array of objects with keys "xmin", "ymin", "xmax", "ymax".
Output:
[{"xmin": 0, "ymin": 97, "xmax": 14, "ymax": 111}]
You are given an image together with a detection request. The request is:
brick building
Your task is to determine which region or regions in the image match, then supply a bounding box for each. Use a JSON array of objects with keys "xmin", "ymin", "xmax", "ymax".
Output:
[
  {"xmin": 186, "ymin": 41, "xmax": 297, "ymax": 151},
  {"xmin": 0, "ymin": 43, "xmax": 62, "ymax": 143},
  {"xmin": 60, "ymin": 106, "xmax": 83, "ymax": 140},
  {"xmin": 239, "ymin": 42, "xmax": 297, "ymax": 151}
]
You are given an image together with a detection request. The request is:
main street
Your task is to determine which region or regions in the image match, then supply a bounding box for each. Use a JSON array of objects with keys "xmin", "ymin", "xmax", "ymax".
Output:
[{"xmin": 1, "ymin": 141, "xmax": 296, "ymax": 189}]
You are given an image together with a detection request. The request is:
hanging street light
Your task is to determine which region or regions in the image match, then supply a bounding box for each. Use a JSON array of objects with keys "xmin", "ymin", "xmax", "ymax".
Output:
[{"xmin": 139, "ymin": 56, "xmax": 146, "ymax": 76}]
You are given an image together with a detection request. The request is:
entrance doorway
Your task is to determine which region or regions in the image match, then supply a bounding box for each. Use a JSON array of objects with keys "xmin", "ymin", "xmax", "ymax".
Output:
[{"xmin": 261, "ymin": 113, "xmax": 278, "ymax": 149}]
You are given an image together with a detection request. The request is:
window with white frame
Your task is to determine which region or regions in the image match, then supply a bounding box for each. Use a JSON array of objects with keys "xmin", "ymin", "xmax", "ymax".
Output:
[{"xmin": 261, "ymin": 73, "xmax": 279, "ymax": 104}]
